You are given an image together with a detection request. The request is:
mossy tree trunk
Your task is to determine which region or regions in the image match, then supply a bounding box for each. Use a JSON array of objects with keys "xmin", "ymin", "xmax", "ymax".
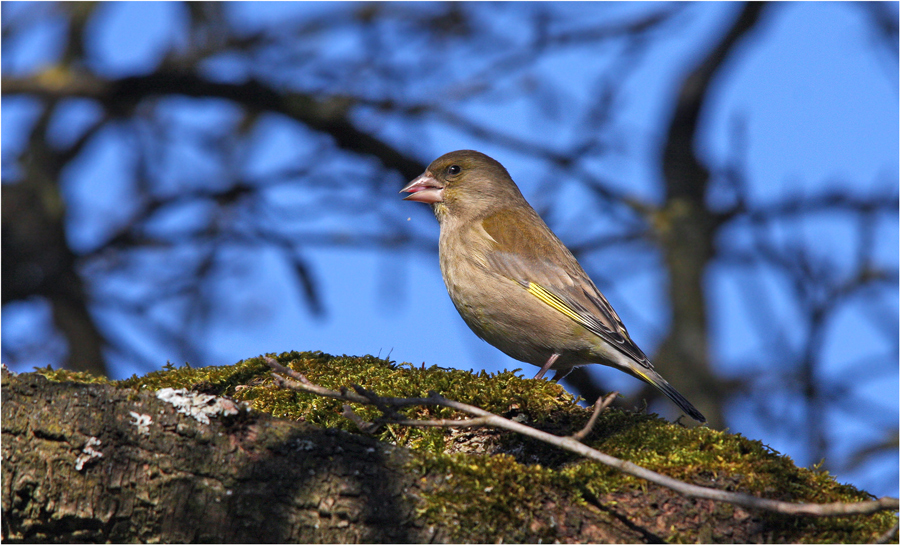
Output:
[{"xmin": 1, "ymin": 367, "xmax": 893, "ymax": 543}]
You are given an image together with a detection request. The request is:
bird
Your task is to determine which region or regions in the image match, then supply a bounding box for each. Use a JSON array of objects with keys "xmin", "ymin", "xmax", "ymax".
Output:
[{"xmin": 400, "ymin": 150, "xmax": 706, "ymax": 423}]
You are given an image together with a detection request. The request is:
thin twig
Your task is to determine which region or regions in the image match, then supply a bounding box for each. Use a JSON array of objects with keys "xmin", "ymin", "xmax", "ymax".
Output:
[
  {"xmin": 379, "ymin": 416, "xmax": 495, "ymax": 428},
  {"xmin": 570, "ymin": 391, "xmax": 618, "ymax": 441},
  {"xmin": 263, "ymin": 357, "xmax": 899, "ymax": 517},
  {"xmin": 341, "ymin": 405, "xmax": 380, "ymax": 434},
  {"xmin": 267, "ymin": 358, "xmax": 439, "ymax": 408}
]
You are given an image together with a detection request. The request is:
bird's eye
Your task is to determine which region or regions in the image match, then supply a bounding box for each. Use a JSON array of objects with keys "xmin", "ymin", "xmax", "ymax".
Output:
[{"xmin": 447, "ymin": 165, "xmax": 461, "ymax": 175}]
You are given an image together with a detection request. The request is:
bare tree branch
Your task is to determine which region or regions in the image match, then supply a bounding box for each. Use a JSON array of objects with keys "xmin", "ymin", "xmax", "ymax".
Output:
[{"xmin": 2, "ymin": 71, "xmax": 426, "ymax": 181}]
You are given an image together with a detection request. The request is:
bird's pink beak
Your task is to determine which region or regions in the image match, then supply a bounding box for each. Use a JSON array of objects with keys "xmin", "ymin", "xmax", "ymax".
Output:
[{"xmin": 400, "ymin": 172, "xmax": 444, "ymax": 204}]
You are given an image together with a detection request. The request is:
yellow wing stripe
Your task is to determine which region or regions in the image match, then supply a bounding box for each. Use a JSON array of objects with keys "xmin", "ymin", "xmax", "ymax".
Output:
[
  {"xmin": 525, "ymin": 282, "xmax": 589, "ymax": 327},
  {"xmin": 631, "ymin": 367, "xmax": 657, "ymax": 387}
]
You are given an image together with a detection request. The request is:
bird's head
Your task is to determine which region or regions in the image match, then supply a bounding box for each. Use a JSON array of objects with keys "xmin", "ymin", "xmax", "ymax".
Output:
[{"xmin": 400, "ymin": 150, "xmax": 527, "ymax": 224}]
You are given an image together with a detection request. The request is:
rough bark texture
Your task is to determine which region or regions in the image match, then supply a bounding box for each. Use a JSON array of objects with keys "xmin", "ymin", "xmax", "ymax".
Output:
[{"xmin": 1, "ymin": 369, "xmax": 438, "ymax": 543}]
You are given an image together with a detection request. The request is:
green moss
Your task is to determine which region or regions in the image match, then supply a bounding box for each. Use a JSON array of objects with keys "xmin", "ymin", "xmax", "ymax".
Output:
[
  {"xmin": 30, "ymin": 351, "xmax": 898, "ymax": 543},
  {"xmin": 187, "ymin": 351, "xmax": 580, "ymax": 453},
  {"xmin": 34, "ymin": 365, "xmax": 113, "ymax": 385},
  {"xmin": 409, "ymin": 452, "xmax": 580, "ymax": 543},
  {"xmin": 117, "ymin": 357, "xmax": 271, "ymax": 392}
]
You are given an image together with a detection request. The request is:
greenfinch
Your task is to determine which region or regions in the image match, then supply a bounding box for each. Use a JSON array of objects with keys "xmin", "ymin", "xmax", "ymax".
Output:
[{"xmin": 401, "ymin": 150, "xmax": 706, "ymax": 423}]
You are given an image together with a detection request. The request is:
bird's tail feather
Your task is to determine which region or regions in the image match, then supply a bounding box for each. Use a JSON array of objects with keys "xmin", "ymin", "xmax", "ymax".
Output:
[{"xmin": 632, "ymin": 368, "xmax": 706, "ymax": 423}]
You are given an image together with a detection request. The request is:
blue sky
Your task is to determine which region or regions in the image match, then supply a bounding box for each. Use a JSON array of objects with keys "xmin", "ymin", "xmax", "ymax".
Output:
[{"xmin": 2, "ymin": 2, "xmax": 897, "ymax": 498}]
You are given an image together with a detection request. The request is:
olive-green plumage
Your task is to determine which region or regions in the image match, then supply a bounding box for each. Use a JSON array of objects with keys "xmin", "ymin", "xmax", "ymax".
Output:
[{"xmin": 401, "ymin": 150, "xmax": 705, "ymax": 423}]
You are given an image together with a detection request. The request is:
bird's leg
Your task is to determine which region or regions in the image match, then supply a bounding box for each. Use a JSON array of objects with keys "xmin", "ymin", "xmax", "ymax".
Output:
[{"xmin": 534, "ymin": 353, "xmax": 560, "ymax": 380}]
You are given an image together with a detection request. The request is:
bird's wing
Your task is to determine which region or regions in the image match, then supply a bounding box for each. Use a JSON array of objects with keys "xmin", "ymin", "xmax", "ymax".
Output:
[{"xmin": 480, "ymin": 209, "xmax": 653, "ymax": 369}]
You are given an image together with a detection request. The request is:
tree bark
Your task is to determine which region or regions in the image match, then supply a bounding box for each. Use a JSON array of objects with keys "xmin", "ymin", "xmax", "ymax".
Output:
[{"xmin": 1, "ymin": 369, "xmax": 440, "ymax": 543}]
